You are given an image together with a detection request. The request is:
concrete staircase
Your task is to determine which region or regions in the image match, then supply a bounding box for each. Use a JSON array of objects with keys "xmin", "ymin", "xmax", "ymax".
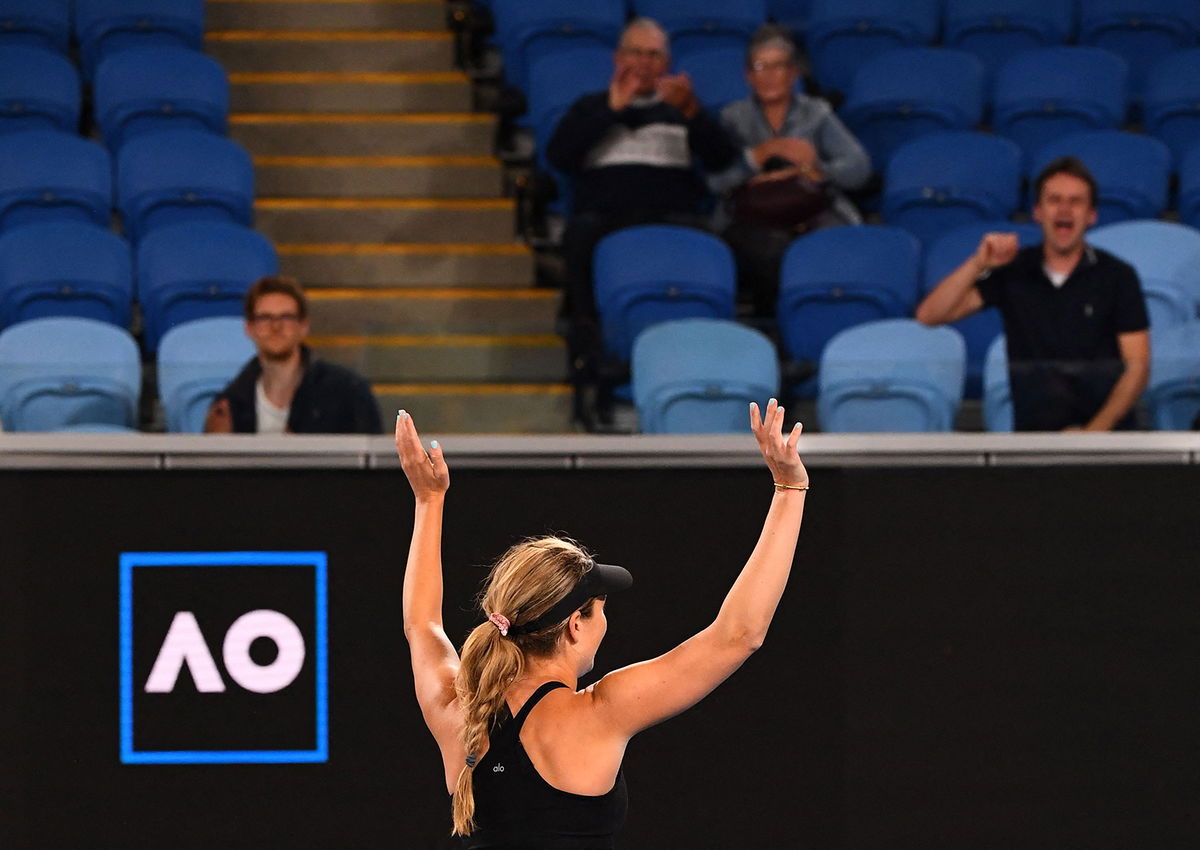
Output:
[{"xmin": 206, "ymin": 0, "xmax": 572, "ymax": 433}]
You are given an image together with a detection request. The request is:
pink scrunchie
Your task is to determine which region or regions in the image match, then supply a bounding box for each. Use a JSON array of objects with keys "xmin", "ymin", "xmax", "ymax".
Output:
[{"xmin": 488, "ymin": 612, "xmax": 511, "ymax": 637}]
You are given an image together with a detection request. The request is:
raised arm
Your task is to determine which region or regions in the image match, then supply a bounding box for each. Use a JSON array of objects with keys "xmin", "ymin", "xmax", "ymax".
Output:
[
  {"xmin": 916, "ymin": 232, "xmax": 1018, "ymax": 326},
  {"xmin": 590, "ymin": 398, "xmax": 808, "ymax": 738},
  {"xmin": 395, "ymin": 411, "xmax": 461, "ymax": 744}
]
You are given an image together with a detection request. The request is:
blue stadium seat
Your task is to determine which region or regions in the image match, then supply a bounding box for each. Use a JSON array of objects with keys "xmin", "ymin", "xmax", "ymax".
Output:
[
  {"xmin": 94, "ymin": 46, "xmax": 229, "ymax": 150},
  {"xmin": 767, "ymin": 0, "xmax": 812, "ymax": 39},
  {"xmin": 981, "ymin": 333, "xmax": 1013, "ymax": 431},
  {"xmin": 777, "ymin": 225, "xmax": 922, "ymax": 392},
  {"xmin": 0, "ymin": 130, "xmax": 112, "ymax": 231},
  {"xmin": 1180, "ymin": 143, "xmax": 1200, "ymax": 229},
  {"xmin": 632, "ymin": 0, "xmax": 766, "ymax": 54},
  {"xmin": 0, "ymin": 316, "xmax": 140, "ymax": 431},
  {"xmin": 920, "ymin": 220, "xmax": 1042, "ymax": 399},
  {"xmin": 1078, "ymin": 0, "xmax": 1200, "ymax": 110},
  {"xmin": 883, "ymin": 131, "xmax": 1022, "ymax": 248},
  {"xmin": 0, "ymin": 0, "xmax": 71, "ymax": 52},
  {"xmin": 673, "ymin": 42, "xmax": 751, "ymax": 114},
  {"xmin": 526, "ymin": 44, "xmax": 613, "ymax": 218},
  {"xmin": 1026, "ymin": 130, "xmax": 1171, "ymax": 225},
  {"xmin": 632, "ymin": 317, "xmax": 779, "ymax": 433},
  {"xmin": 491, "ymin": 0, "xmax": 624, "ymax": 93},
  {"xmin": 593, "ymin": 224, "xmax": 737, "ymax": 366},
  {"xmin": 1143, "ymin": 48, "xmax": 1200, "ymax": 169},
  {"xmin": 1088, "ymin": 219, "xmax": 1200, "ymax": 328},
  {"xmin": 0, "ymin": 45, "xmax": 80, "ymax": 134},
  {"xmin": 942, "ymin": 0, "xmax": 1075, "ymax": 77},
  {"xmin": 992, "ymin": 47, "xmax": 1129, "ymax": 161},
  {"xmin": 136, "ymin": 221, "xmax": 279, "ymax": 352},
  {"xmin": 157, "ymin": 316, "xmax": 257, "ymax": 433},
  {"xmin": 74, "ymin": 0, "xmax": 205, "ymax": 80},
  {"xmin": 1144, "ymin": 321, "xmax": 1200, "ymax": 429},
  {"xmin": 817, "ymin": 318, "xmax": 966, "ymax": 432},
  {"xmin": 806, "ymin": 0, "xmax": 940, "ymax": 96},
  {"xmin": 0, "ymin": 221, "xmax": 132, "ymax": 330},
  {"xmin": 840, "ymin": 48, "xmax": 986, "ymax": 171},
  {"xmin": 116, "ymin": 129, "xmax": 255, "ymax": 241}
]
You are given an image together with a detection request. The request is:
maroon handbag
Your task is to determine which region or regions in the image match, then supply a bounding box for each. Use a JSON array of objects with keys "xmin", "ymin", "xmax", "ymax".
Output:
[{"xmin": 729, "ymin": 174, "xmax": 832, "ymax": 232}]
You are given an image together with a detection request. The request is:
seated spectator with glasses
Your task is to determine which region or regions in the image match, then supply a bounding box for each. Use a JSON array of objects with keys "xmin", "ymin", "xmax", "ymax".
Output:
[
  {"xmin": 204, "ymin": 275, "xmax": 382, "ymax": 434},
  {"xmin": 709, "ymin": 25, "xmax": 871, "ymax": 316}
]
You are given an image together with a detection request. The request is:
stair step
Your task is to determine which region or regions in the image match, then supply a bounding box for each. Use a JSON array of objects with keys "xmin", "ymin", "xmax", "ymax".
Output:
[
  {"xmin": 230, "ymin": 71, "xmax": 472, "ymax": 113},
  {"xmin": 307, "ymin": 287, "xmax": 559, "ymax": 335},
  {"xmin": 254, "ymin": 155, "xmax": 502, "ymax": 198},
  {"xmin": 255, "ymin": 197, "xmax": 515, "ymax": 242},
  {"xmin": 371, "ymin": 383, "xmax": 574, "ymax": 434},
  {"xmin": 206, "ymin": 30, "xmax": 455, "ymax": 72},
  {"xmin": 207, "ymin": 0, "xmax": 447, "ymax": 32},
  {"xmin": 230, "ymin": 112, "xmax": 494, "ymax": 156},
  {"xmin": 311, "ymin": 334, "xmax": 566, "ymax": 382},
  {"xmin": 278, "ymin": 242, "xmax": 535, "ymax": 287}
]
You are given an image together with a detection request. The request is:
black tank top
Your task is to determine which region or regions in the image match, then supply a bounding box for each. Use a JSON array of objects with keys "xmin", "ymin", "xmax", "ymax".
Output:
[{"xmin": 460, "ymin": 681, "xmax": 628, "ymax": 849}]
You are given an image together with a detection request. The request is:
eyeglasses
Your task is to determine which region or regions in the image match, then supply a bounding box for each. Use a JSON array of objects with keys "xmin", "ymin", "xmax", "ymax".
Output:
[
  {"xmin": 750, "ymin": 59, "xmax": 795, "ymax": 74},
  {"xmin": 250, "ymin": 312, "xmax": 301, "ymax": 325},
  {"xmin": 619, "ymin": 46, "xmax": 667, "ymax": 61}
]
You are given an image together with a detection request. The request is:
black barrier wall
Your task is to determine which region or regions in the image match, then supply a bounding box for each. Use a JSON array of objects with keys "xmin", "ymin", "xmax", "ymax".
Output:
[{"xmin": 3, "ymin": 466, "xmax": 1199, "ymax": 849}]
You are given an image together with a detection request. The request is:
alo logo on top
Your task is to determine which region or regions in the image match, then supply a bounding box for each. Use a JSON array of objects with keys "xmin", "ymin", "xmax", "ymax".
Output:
[{"xmin": 119, "ymin": 551, "xmax": 328, "ymax": 764}]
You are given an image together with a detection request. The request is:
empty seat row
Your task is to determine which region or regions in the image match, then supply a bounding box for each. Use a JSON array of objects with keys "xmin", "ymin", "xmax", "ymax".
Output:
[
  {"xmin": 0, "ymin": 129, "xmax": 254, "ymax": 242},
  {"xmin": 0, "ymin": 0, "xmax": 206, "ymax": 78},
  {"xmin": 0, "ymin": 44, "xmax": 229, "ymax": 150},
  {"xmin": 0, "ymin": 220, "xmax": 277, "ymax": 350},
  {"xmin": 0, "ymin": 313, "xmax": 255, "ymax": 433}
]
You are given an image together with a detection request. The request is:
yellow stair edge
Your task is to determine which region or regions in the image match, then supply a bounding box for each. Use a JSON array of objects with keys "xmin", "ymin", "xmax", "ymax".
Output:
[
  {"xmin": 231, "ymin": 112, "xmax": 490, "ymax": 124},
  {"xmin": 230, "ymin": 71, "xmax": 467, "ymax": 84},
  {"xmin": 278, "ymin": 242, "xmax": 529, "ymax": 256},
  {"xmin": 256, "ymin": 197, "xmax": 513, "ymax": 210},
  {"xmin": 310, "ymin": 333, "xmax": 562, "ymax": 347},
  {"xmin": 208, "ymin": 29, "xmax": 451, "ymax": 41},
  {"xmin": 255, "ymin": 155, "xmax": 499, "ymax": 167},
  {"xmin": 307, "ymin": 287, "xmax": 557, "ymax": 300},
  {"xmin": 373, "ymin": 383, "xmax": 571, "ymax": 397}
]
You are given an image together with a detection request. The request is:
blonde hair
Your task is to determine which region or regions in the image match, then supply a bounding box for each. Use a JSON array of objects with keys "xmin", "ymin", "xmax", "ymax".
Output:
[{"xmin": 450, "ymin": 536, "xmax": 599, "ymax": 836}]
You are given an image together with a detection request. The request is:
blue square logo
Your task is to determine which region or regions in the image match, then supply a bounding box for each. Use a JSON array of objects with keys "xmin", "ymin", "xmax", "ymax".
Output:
[{"xmin": 119, "ymin": 551, "xmax": 328, "ymax": 764}]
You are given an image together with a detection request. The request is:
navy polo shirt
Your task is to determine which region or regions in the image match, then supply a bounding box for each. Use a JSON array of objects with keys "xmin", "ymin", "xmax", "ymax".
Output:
[{"xmin": 976, "ymin": 244, "xmax": 1148, "ymax": 430}]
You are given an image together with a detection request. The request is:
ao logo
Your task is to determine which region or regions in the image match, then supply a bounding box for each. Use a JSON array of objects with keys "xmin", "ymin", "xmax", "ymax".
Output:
[{"xmin": 145, "ymin": 609, "xmax": 306, "ymax": 694}]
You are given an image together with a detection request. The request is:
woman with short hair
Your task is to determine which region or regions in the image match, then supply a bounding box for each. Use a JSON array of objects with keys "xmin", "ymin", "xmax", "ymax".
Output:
[{"xmin": 396, "ymin": 399, "xmax": 809, "ymax": 847}]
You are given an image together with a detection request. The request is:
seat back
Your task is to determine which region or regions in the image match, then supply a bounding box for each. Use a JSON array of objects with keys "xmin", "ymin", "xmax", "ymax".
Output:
[
  {"xmin": 1145, "ymin": 321, "xmax": 1200, "ymax": 429},
  {"xmin": 593, "ymin": 224, "xmax": 737, "ymax": 363},
  {"xmin": 767, "ymin": 0, "xmax": 813, "ymax": 39},
  {"xmin": 817, "ymin": 318, "xmax": 966, "ymax": 432},
  {"xmin": 632, "ymin": 0, "xmax": 766, "ymax": 54},
  {"xmin": 491, "ymin": 0, "xmax": 624, "ymax": 92},
  {"xmin": 1026, "ymin": 130, "xmax": 1171, "ymax": 225},
  {"xmin": 632, "ymin": 317, "xmax": 779, "ymax": 433},
  {"xmin": 0, "ymin": 0, "xmax": 71, "ymax": 52},
  {"xmin": 74, "ymin": 0, "xmax": 205, "ymax": 79},
  {"xmin": 0, "ymin": 316, "xmax": 140, "ymax": 430},
  {"xmin": 1143, "ymin": 48, "xmax": 1200, "ymax": 168},
  {"xmin": 0, "ymin": 44, "xmax": 80, "ymax": 134},
  {"xmin": 806, "ymin": 0, "xmax": 940, "ymax": 95},
  {"xmin": 0, "ymin": 130, "xmax": 112, "ymax": 231},
  {"xmin": 777, "ymin": 225, "xmax": 922, "ymax": 368},
  {"xmin": 1078, "ymin": 0, "xmax": 1200, "ymax": 103},
  {"xmin": 943, "ymin": 0, "xmax": 1075, "ymax": 76},
  {"xmin": 840, "ymin": 48, "xmax": 986, "ymax": 170},
  {"xmin": 920, "ymin": 219, "xmax": 1041, "ymax": 398},
  {"xmin": 883, "ymin": 131, "xmax": 1022, "ymax": 247},
  {"xmin": 992, "ymin": 47, "xmax": 1129, "ymax": 160},
  {"xmin": 94, "ymin": 46, "xmax": 229, "ymax": 150},
  {"xmin": 1180, "ymin": 144, "xmax": 1200, "ymax": 230},
  {"xmin": 0, "ymin": 221, "xmax": 132, "ymax": 329},
  {"xmin": 116, "ymin": 129, "xmax": 254, "ymax": 241},
  {"xmin": 136, "ymin": 221, "xmax": 279, "ymax": 351},
  {"xmin": 673, "ymin": 41, "xmax": 751, "ymax": 114},
  {"xmin": 981, "ymin": 333, "xmax": 1013, "ymax": 431},
  {"xmin": 157, "ymin": 316, "xmax": 256, "ymax": 432},
  {"xmin": 1088, "ymin": 219, "xmax": 1200, "ymax": 320}
]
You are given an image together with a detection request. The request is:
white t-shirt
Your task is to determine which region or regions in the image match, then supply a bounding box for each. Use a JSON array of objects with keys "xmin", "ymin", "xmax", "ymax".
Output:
[
  {"xmin": 255, "ymin": 379, "xmax": 290, "ymax": 434},
  {"xmin": 1044, "ymin": 265, "xmax": 1069, "ymax": 288}
]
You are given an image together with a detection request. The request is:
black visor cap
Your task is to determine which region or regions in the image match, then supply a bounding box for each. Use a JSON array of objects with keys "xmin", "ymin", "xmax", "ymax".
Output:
[{"xmin": 506, "ymin": 562, "xmax": 632, "ymax": 637}]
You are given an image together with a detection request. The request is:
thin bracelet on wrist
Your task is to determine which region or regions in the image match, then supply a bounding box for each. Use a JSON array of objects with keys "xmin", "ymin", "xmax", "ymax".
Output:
[{"xmin": 773, "ymin": 482, "xmax": 809, "ymax": 492}]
